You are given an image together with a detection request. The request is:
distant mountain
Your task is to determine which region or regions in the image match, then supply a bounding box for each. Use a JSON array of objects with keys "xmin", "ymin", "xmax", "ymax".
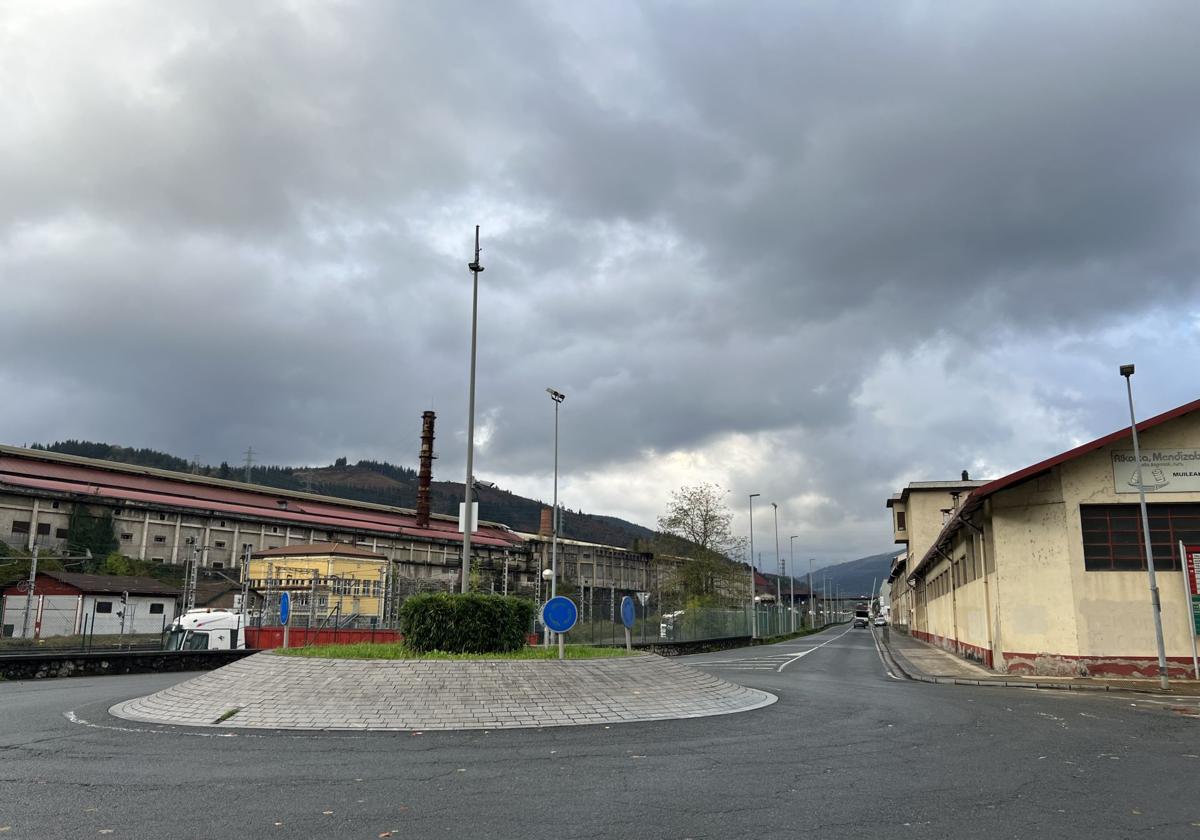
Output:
[
  {"xmin": 813, "ymin": 551, "xmax": 900, "ymax": 598},
  {"xmin": 29, "ymin": 440, "xmax": 657, "ymax": 549}
]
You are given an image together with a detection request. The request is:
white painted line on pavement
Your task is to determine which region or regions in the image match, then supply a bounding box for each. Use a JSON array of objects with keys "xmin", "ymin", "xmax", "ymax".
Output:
[
  {"xmin": 777, "ymin": 624, "xmax": 856, "ymax": 672},
  {"xmin": 869, "ymin": 627, "xmax": 903, "ymax": 681}
]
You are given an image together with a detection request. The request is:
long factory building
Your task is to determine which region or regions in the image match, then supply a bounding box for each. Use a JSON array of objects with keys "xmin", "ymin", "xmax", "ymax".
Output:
[
  {"xmin": 0, "ymin": 444, "xmax": 681, "ymax": 612},
  {"xmin": 887, "ymin": 397, "xmax": 1200, "ymax": 678}
]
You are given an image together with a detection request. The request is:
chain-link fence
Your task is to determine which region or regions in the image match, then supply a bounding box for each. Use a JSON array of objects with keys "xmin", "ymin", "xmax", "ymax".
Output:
[{"xmin": 538, "ymin": 588, "xmax": 833, "ymax": 647}]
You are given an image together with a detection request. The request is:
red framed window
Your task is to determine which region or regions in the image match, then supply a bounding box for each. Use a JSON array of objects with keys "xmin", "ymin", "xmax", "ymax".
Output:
[{"xmin": 1080, "ymin": 504, "xmax": 1198, "ymax": 571}]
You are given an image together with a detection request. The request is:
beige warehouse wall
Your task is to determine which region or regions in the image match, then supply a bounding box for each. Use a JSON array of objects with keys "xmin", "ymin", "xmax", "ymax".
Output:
[
  {"xmin": 991, "ymin": 476, "xmax": 1080, "ymax": 658},
  {"xmin": 1059, "ymin": 414, "xmax": 1200, "ymax": 659}
]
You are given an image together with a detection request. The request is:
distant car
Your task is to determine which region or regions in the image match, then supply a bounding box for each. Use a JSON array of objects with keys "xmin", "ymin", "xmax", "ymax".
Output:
[
  {"xmin": 874, "ymin": 616, "xmax": 887, "ymax": 627},
  {"xmin": 852, "ymin": 616, "xmax": 869, "ymax": 628}
]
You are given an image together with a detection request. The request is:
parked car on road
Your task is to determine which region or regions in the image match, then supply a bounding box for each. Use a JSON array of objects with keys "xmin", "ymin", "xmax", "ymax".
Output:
[{"xmin": 874, "ymin": 616, "xmax": 887, "ymax": 627}]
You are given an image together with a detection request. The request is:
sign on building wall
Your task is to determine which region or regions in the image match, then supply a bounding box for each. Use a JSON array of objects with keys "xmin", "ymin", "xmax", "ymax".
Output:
[
  {"xmin": 1111, "ymin": 449, "xmax": 1200, "ymax": 494},
  {"xmin": 1184, "ymin": 545, "xmax": 1200, "ymax": 636}
]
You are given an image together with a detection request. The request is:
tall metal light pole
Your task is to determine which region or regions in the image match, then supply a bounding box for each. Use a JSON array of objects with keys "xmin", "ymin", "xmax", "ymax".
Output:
[
  {"xmin": 461, "ymin": 226, "xmax": 484, "ymax": 593},
  {"xmin": 546, "ymin": 388, "xmax": 565, "ymax": 601},
  {"xmin": 772, "ymin": 503, "xmax": 782, "ymax": 634},
  {"xmin": 1121, "ymin": 364, "xmax": 1170, "ymax": 689},
  {"xmin": 789, "ymin": 536, "xmax": 799, "ymax": 633},
  {"xmin": 748, "ymin": 493, "xmax": 760, "ymax": 639},
  {"xmin": 808, "ymin": 557, "xmax": 815, "ymax": 629}
]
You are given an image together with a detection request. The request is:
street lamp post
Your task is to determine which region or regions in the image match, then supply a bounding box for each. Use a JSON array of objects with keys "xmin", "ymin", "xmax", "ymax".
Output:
[
  {"xmin": 808, "ymin": 557, "xmax": 815, "ymax": 629},
  {"xmin": 1120, "ymin": 364, "xmax": 1170, "ymax": 690},
  {"xmin": 461, "ymin": 226, "xmax": 484, "ymax": 593},
  {"xmin": 789, "ymin": 536, "xmax": 799, "ymax": 633},
  {"xmin": 546, "ymin": 388, "xmax": 565, "ymax": 601},
  {"xmin": 748, "ymin": 494, "xmax": 760, "ymax": 639},
  {"xmin": 772, "ymin": 503, "xmax": 782, "ymax": 636}
]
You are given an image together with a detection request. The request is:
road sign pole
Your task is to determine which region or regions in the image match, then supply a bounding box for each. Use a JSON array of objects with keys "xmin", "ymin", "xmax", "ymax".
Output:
[
  {"xmin": 1181, "ymin": 541, "xmax": 1200, "ymax": 679},
  {"xmin": 558, "ymin": 631, "xmax": 564, "ymax": 661}
]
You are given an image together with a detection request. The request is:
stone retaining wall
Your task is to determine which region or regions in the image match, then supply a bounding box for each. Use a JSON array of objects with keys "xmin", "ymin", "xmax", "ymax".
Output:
[{"xmin": 0, "ymin": 649, "xmax": 255, "ymax": 681}]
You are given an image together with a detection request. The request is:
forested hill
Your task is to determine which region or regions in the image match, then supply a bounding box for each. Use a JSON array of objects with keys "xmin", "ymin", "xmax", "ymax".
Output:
[
  {"xmin": 29, "ymin": 440, "xmax": 657, "ymax": 549},
  {"xmin": 816, "ymin": 551, "xmax": 901, "ymax": 598}
]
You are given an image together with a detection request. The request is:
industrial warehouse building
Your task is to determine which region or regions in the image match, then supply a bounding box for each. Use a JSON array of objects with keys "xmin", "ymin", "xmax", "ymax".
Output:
[
  {"xmin": 1, "ymin": 571, "xmax": 180, "ymax": 638},
  {"xmin": 245, "ymin": 543, "xmax": 390, "ymax": 626},
  {"xmin": 0, "ymin": 444, "xmax": 695, "ymax": 629},
  {"xmin": 887, "ymin": 398, "xmax": 1200, "ymax": 677}
]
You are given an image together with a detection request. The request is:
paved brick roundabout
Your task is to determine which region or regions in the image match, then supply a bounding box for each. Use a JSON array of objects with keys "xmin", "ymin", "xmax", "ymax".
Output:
[{"xmin": 109, "ymin": 651, "xmax": 776, "ymax": 730}]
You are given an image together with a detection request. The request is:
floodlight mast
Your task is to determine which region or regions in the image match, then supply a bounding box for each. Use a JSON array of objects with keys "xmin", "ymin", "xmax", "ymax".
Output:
[
  {"xmin": 461, "ymin": 226, "xmax": 484, "ymax": 593},
  {"xmin": 546, "ymin": 388, "xmax": 565, "ymax": 602}
]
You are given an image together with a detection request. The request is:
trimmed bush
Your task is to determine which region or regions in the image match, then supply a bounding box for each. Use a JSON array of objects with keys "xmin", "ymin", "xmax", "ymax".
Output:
[{"xmin": 399, "ymin": 593, "xmax": 535, "ymax": 654}]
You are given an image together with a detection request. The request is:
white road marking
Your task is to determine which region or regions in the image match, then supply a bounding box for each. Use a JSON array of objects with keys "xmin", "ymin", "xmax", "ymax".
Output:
[{"xmin": 777, "ymin": 625, "xmax": 856, "ymax": 672}]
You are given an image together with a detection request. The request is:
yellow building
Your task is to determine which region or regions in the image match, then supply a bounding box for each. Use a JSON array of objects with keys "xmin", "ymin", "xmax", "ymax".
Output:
[
  {"xmin": 888, "ymin": 398, "xmax": 1200, "ymax": 678},
  {"xmin": 886, "ymin": 478, "xmax": 987, "ymax": 632},
  {"xmin": 246, "ymin": 543, "xmax": 388, "ymax": 623}
]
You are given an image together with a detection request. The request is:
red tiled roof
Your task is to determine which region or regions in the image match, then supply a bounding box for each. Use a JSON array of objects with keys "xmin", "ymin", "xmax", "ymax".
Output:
[
  {"xmin": 23, "ymin": 570, "xmax": 180, "ymax": 596},
  {"xmin": 0, "ymin": 446, "xmax": 526, "ymax": 549}
]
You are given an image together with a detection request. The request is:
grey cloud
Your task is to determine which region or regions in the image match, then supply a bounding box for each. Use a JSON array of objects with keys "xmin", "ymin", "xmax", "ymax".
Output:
[{"xmin": 3, "ymin": 1, "xmax": 1200, "ymax": 559}]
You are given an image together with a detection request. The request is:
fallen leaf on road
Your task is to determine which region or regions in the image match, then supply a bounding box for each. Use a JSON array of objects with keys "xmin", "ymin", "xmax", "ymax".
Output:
[
  {"xmin": 323, "ymin": 810, "xmax": 334, "ymax": 815},
  {"xmin": 379, "ymin": 833, "xmax": 392, "ymax": 838}
]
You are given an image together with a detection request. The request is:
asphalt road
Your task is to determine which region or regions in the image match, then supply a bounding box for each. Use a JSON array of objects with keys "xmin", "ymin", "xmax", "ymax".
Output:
[{"xmin": 1, "ymin": 625, "xmax": 1198, "ymax": 839}]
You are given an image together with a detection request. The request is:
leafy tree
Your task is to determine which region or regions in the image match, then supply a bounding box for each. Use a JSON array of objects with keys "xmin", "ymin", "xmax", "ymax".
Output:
[
  {"xmin": 66, "ymin": 505, "xmax": 118, "ymax": 564},
  {"xmin": 657, "ymin": 483, "xmax": 735, "ymax": 557}
]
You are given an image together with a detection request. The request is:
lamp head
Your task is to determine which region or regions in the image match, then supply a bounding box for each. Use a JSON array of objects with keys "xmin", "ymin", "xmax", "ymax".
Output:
[
  {"xmin": 541, "ymin": 568, "xmax": 554, "ymax": 581},
  {"xmin": 749, "ymin": 493, "xmax": 760, "ymax": 499},
  {"xmin": 546, "ymin": 388, "xmax": 565, "ymax": 403},
  {"xmin": 1119, "ymin": 363, "xmax": 1135, "ymax": 377}
]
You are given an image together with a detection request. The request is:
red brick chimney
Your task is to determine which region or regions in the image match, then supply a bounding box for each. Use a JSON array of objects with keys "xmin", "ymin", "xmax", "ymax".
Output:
[
  {"xmin": 539, "ymin": 507, "xmax": 553, "ymax": 537},
  {"xmin": 416, "ymin": 411, "xmax": 436, "ymax": 529}
]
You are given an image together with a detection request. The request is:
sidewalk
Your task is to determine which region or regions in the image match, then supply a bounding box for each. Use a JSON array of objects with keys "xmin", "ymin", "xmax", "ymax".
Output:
[{"xmin": 877, "ymin": 628, "xmax": 1200, "ymax": 697}]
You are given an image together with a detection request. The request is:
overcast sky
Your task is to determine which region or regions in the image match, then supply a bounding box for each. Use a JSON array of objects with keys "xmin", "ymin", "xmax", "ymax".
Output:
[{"xmin": 3, "ymin": 1, "xmax": 1199, "ymax": 567}]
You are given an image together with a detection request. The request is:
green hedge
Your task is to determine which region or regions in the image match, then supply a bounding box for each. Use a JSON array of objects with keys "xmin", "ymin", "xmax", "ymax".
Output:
[{"xmin": 398, "ymin": 593, "xmax": 535, "ymax": 654}]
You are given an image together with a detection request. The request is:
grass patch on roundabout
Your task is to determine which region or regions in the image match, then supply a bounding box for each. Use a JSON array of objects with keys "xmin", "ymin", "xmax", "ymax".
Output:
[{"xmin": 275, "ymin": 642, "xmax": 640, "ymax": 661}]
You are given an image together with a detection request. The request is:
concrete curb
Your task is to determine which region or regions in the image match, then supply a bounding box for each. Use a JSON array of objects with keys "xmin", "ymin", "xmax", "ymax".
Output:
[
  {"xmin": 874, "ymin": 630, "xmax": 1200, "ymax": 697},
  {"xmin": 110, "ymin": 651, "xmax": 778, "ymax": 731}
]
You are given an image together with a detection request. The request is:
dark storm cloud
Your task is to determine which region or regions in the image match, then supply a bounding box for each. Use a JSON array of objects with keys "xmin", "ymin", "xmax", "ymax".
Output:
[{"xmin": 2, "ymin": 1, "xmax": 1200, "ymax": 556}]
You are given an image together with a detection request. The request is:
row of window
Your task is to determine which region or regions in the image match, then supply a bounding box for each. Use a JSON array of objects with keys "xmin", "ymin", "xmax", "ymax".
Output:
[
  {"xmin": 9, "ymin": 521, "xmax": 69, "ymax": 539},
  {"xmin": 93, "ymin": 601, "xmax": 166, "ymax": 615},
  {"xmin": 1081, "ymin": 503, "xmax": 1196, "ymax": 571},
  {"xmin": 246, "ymin": 577, "xmax": 383, "ymax": 597}
]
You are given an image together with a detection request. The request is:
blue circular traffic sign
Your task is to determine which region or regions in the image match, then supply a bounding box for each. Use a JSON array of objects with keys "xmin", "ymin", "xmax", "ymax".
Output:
[
  {"xmin": 620, "ymin": 595, "xmax": 635, "ymax": 629},
  {"xmin": 279, "ymin": 591, "xmax": 291, "ymax": 626},
  {"xmin": 542, "ymin": 596, "xmax": 578, "ymax": 634}
]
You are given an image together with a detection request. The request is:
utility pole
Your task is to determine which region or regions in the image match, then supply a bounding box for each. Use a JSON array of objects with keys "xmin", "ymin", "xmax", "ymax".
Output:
[
  {"xmin": 808, "ymin": 557, "xmax": 815, "ymax": 629},
  {"xmin": 20, "ymin": 546, "xmax": 39, "ymax": 639},
  {"xmin": 461, "ymin": 225, "xmax": 484, "ymax": 593},
  {"xmin": 243, "ymin": 446, "xmax": 254, "ymax": 483},
  {"xmin": 789, "ymin": 536, "xmax": 798, "ymax": 633},
  {"xmin": 184, "ymin": 541, "xmax": 200, "ymax": 612},
  {"xmin": 772, "ymin": 503, "xmax": 782, "ymax": 632},
  {"xmin": 239, "ymin": 544, "xmax": 251, "ymax": 625},
  {"xmin": 748, "ymin": 494, "xmax": 760, "ymax": 639}
]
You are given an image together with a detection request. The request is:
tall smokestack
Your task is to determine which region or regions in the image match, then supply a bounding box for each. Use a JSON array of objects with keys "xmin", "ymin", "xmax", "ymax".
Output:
[
  {"xmin": 416, "ymin": 410, "xmax": 436, "ymax": 529},
  {"xmin": 539, "ymin": 507, "xmax": 553, "ymax": 538}
]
